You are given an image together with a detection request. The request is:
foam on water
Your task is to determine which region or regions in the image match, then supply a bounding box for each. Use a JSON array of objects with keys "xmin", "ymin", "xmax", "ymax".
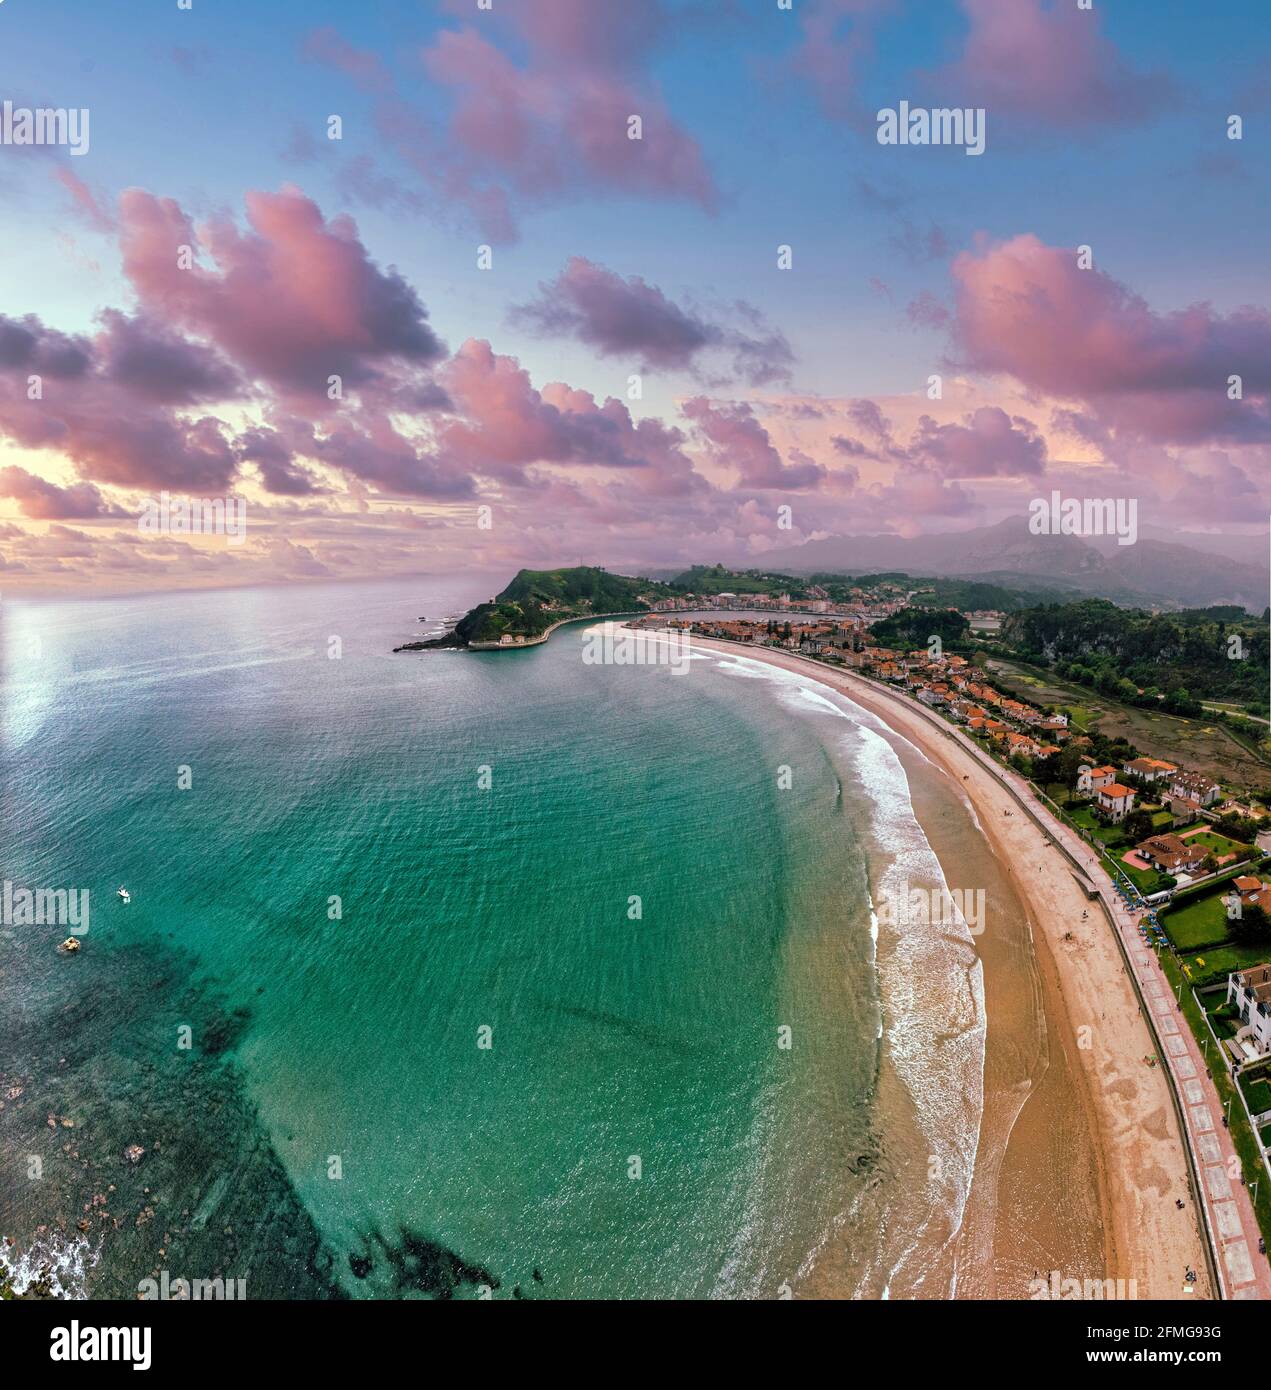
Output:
[
  {"xmin": 0, "ymin": 1232, "xmax": 100, "ymax": 1299},
  {"xmin": 696, "ymin": 646, "xmax": 987, "ymax": 1290}
]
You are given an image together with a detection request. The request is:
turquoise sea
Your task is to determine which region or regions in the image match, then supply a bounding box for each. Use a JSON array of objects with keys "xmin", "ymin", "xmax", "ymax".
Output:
[{"xmin": 0, "ymin": 577, "xmax": 984, "ymax": 1299}]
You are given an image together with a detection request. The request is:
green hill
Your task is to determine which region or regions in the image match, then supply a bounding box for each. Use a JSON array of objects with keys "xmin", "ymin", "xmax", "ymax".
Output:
[
  {"xmin": 668, "ymin": 564, "xmax": 806, "ymax": 598},
  {"xmin": 1001, "ymin": 598, "xmax": 1270, "ymax": 715},
  {"xmin": 452, "ymin": 567, "xmax": 672, "ymax": 645}
]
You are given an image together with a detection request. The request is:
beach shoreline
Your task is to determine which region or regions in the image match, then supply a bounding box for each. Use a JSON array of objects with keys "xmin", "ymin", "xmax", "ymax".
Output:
[{"xmin": 677, "ymin": 631, "xmax": 1213, "ymax": 1300}]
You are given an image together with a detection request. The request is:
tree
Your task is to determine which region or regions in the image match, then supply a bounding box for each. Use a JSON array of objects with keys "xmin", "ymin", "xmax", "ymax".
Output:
[
  {"xmin": 1232, "ymin": 903, "xmax": 1271, "ymax": 942},
  {"xmin": 1056, "ymin": 745, "xmax": 1089, "ymax": 786},
  {"xmin": 1123, "ymin": 809, "xmax": 1155, "ymax": 843}
]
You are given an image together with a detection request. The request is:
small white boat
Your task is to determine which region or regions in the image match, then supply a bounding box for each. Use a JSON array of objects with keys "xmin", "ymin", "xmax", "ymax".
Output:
[{"xmin": 117, "ymin": 886, "xmax": 131, "ymax": 904}]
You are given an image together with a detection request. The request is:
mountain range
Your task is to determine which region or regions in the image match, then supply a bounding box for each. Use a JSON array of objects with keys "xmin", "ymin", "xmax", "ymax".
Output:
[{"xmin": 757, "ymin": 518, "xmax": 1268, "ymax": 611}]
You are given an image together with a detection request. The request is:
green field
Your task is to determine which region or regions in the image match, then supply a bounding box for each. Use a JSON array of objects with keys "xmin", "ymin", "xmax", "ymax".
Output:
[
  {"xmin": 1066, "ymin": 803, "xmax": 1126, "ymax": 846},
  {"xmin": 1117, "ymin": 857, "xmax": 1172, "ymax": 895},
  {"xmin": 1180, "ymin": 943, "xmax": 1271, "ymax": 988},
  {"xmin": 1162, "ymin": 890, "xmax": 1238, "ymax": 952},
  {"xmin": 988, "ymin": 658, "xmax": 1271, "ymax": 793},
  {"xmin": 1184, "ymin": 829, "xmax": 1253, "ymax": 863},
  {"xmin": 1063, "ymin": 704, "xmax": 1097, "ymax": 732},
  {"xmin": 1203, "ymin": 998, "xmax": 1242, "ymax": 1042}
]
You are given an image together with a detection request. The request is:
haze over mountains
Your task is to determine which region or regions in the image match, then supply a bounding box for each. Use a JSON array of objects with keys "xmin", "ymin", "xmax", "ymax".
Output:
[{"xmin": 758, "ymin": 518, "xmax": 1268, "ymax": 612}]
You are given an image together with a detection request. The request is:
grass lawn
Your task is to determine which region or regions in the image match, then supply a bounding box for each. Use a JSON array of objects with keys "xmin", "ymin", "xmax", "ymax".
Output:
[
  {"xmin": 1066, "ymin": 803, "xmax": 1100, "ymax": 832},
  {"xmin": 1184, "ymin": 830, "xmax": 1253, "ymax": 862},
  {"xmin": 1063, "ymin": 704, "xmax": 1097, "ymax": 732},
  {"xmin": 1239, "ymin": 1067, "xmax": 1271, "ymax": 1117},
  {"xmin": 1204, "ymin": 1001, "xmax": 1242, "ymax": 1042},
  {"xmin": 1150, "ymin": 810, "xmax": 1175, "ymax": 829},
  {"xmin": 1061, "ymin": 802, "xmax": 1132, "ymax": 853},
  {"xmin": 1183, "ymin": 943, "xmax": 1271, "ymax": 988},
  {"xmin": 1162, "ymin": 893, "xmax": 1235, "ymax": 952}
]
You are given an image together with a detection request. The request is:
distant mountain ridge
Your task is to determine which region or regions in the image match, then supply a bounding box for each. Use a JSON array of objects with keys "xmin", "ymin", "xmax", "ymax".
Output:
[{"xmin": 759, "ymin": 517, "xmax": 1268, "ymax": 611}]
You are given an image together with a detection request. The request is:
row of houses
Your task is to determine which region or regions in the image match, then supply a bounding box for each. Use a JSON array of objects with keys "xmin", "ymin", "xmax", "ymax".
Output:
[
  {"xmin": 1076, "ymin": 761, "xmax": 1223, "ymax": 824},
  {"xmin": 874, "ymin": 652, "xmax": 1075, "ymax": 763}
]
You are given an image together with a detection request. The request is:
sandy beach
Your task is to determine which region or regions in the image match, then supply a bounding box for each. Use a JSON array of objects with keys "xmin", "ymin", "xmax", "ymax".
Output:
[{"xmin": 683, "ymin": 633, "xmax": 1213, "ymax": 1300}]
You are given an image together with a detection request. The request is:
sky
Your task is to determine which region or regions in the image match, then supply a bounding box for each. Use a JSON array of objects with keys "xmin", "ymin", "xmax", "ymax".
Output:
[{"xmin": 0, "ymin": 0, "xmax": 1269, "ymax": 593}]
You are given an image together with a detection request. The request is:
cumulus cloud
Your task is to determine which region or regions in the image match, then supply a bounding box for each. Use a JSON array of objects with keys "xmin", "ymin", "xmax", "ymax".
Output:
[
  {"xmin": 950, "ymin": 233, "xmax": 1271, "ymax": 443},
  {"xmin": 931, "ymin": 0, "xmax": 1174, "ymax": 129},
  {"xmin": 437, "ymin": 338, "xmax": 698, "ymax": 488},
  {"xmin": 832, "ymin": 398, "xmax": 1046, "ymax": 477},
  {"xmin": 306, "ymin": 3, "xmax": 718, "ymax": 243},
  {"xmin": 0, "ymin": 466, "xmax": 127, "ymax": 520},
  {"xmin": 510, "ymin": 257, "xmax": 794, "ymax": 385},
  {"xmin": 683, "ymin": 397, "xmax": 827, "ymax": 489},
  {"xmin": 118, "ymin": 186, "xmax": 446, "ymax": 398}
]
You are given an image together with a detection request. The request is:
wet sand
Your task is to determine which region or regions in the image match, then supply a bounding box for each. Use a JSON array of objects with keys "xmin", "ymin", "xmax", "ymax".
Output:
[{"xmin": 685, "ymin": 636, "xmax": 1211, "ymax": 1300}]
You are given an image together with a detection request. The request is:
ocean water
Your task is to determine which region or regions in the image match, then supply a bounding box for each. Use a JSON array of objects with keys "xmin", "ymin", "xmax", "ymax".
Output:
[{"xmin": 0, "ymin": 577, "xmax": 984, "ymax": 1299}]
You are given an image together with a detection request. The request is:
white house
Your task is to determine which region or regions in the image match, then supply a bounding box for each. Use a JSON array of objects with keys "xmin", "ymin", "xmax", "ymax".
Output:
[
  {"xmin": 1123, "ymin": 757, "xmax": 1178, "ymax": 784},
  {"xmin": 1095, "ymin": 782, "xmax": 1136, "ymax": 823},
  {"xmin": 1077, "ymin": 764, "xmax": 1117, "ymax": 796},
  {"xmin": 1227, "ymin": 964, "xmax": 1271, "ymax": 1060},
  {"xmin": 1171, "ymin": 771, "xmax": 1222, "ymax": 808}
]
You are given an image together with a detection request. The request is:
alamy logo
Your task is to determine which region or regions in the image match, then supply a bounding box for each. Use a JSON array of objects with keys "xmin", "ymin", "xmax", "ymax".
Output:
[
  {"xmin": 2, "ymin": 880, "xmax": 89, "ymax": 932},
  {"xmin": 877, "ymin": 101, "xmax": 985, "ymax": 156},
  {"xmin": 138, "ymin": 1269, "xmax": 248, "ymax": 1300},
  {"xmin": 50, "ymin": 1322, "xmax": 151, "ymax": 1371},
  {"xmin": 1028, "ymin": 491, "xmax": 1138, "ymax": 546},
  {"xmin": 1028, "ymin": 1270, "xmax": 1139, "ymax": 1300},
  {"xmin": 875, "ymin": 878, "xmax": 986, "ymax": 937},
  {"xmin": 138, "ymin": 492, "xmax": 248, "ymax": 546},
  {"xmin": 1, "ymin": 100, "xmax": 90, "ymax": 156},
  {"xmin": 582, "ymin": 623, "xmax": 692, "ymax": 676}
]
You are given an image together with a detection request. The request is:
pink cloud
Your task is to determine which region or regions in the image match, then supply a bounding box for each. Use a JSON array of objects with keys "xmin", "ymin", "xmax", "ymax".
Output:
[
  {"xmin": 0, "ymin": 312, "xmax": 240, "ymax": 491},
  {"xmin": 832, "ymin": 398, "xmax": 1046, "ymax": 476},
  {"xmin": 95, "ymin": 309, "xmax": 241, "ymax": 405},
  {"xmin": 786, "ymin": 0, "xmax": 897, "ymax": 128},
  {"xmin": 438, "ymin": 339, "xmax": 696, "ymax": 489},
  {"xmin": 0, "ymin": 465, "xmax": 126, "ymax": 520},
  {"xmin": 683, "ymin": 397, "xmax": 827, "ymax": 490},
  {"xmin": 909, "ymin": 406, "xmax": 1047, "ymax": 477},
  {"xmin": 305, "ymin": 6, "xmax": 717, "ymax": 243},
  {"xmin": 421, "ymin": 29, "xmax": 716, "ymax": 230},
  {"xmin": 933, "ymin": 0, "xmax": 1174, "ymax": 128},
  {"xmin": 510, "ymin": 256, "xmax": 794, "ymax": 385},
  {"xmin": 951, "ymin": 233, "xmax": 1271, "ymax": 443},
  {"xmin": 54, "ymin": 167, "xmax": 115, "ymax": 234},
  {"xmin": 119, "ymin": 186, "xmax": 445, "ymax": 397},
  {"xmin": 302, "ymin": 26, "xmax": 393, "ymax": 92}
]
